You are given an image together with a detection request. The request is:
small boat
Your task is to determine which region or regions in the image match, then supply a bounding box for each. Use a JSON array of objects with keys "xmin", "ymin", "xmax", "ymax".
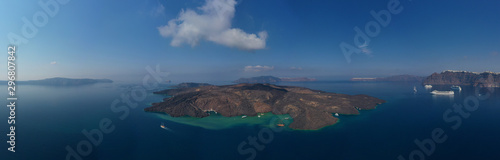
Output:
[
  {"xmin": 284, "ymin": 117, "xmax": 289, "ymax": 120},
  {"xmin": 414, "ymin": 86, "xmax": 417, "ymax": 93},
  {"xmin": 451, "ymin": 85, "xmax": 462, "ymax": 91},
  {"xmin": 241, "ymin": 115, "xmax": 247, "ymax": 119},
  {"xmin": 334, "ymin": 113, "xmax": 339, "ymax": 116},
  {"xmin": 430, "ymin": 90, "xmax": 454, "ymax": 95},
  {"xmin": 160, "ymin": 123, "xmax": 166, "ymax": 129},
  {"xmin": 276, "ymin": 124, "xmax": 285, "ymax": 127},
  {"xmin": 424, "ymin": 85, "xmax": 432, "ymax": 89},
  {"xmin": 258, "ymin": 115, "xmax": 261, "ymax": 118}
]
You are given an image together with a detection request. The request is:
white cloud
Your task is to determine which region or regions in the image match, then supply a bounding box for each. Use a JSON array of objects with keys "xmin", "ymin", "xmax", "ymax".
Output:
[
  {"xmin": 244, "ymin": 65, "xmax": 274, "ymax": 72},
  {"xmin": 152, "ymin": 4, "xmax": 165, "ymax": 16},
  {"xmin": 358, "ymin": 43, "xmax": 372, "ymax": 55},
  {"xmin": 158, "ymin": 0, "xmax": 268, "ymax": 50},
  {"xmin": 491, "ymin": 51, "xmax": 499, "ymax": 56},
  {"xmin": 361, "ymin": 47, "xmax": 372, "ymax": 55},
  {"xmin": 50, "ymin": 61, "xmax": 57, "ymax": 65}
]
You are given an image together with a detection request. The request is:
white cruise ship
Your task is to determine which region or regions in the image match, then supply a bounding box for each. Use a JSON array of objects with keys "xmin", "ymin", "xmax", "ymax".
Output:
[
  {"xmin": 451, "ymin": 85, "xmax": 462, "ymax": 91},
  {"xmin": 430, "ymin": 90, "xmax": 454, "ymax": 95}
]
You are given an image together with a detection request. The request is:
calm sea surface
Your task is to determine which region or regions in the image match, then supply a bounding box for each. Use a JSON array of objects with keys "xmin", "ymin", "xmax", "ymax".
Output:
[{"xmin": 1, "ymin": 81, "xmax": 499, "ymax": 160}]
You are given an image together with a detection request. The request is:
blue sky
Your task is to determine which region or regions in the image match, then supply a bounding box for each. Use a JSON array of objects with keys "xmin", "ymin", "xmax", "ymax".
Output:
[{"xmin": 1, "ymin": 0, "xmax": 499, "ymax": 82}]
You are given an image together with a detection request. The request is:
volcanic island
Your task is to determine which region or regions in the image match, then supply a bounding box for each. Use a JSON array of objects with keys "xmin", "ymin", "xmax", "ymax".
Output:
[{"xmin": 144, "ymin": 83, "xmax": 385, "ymax": 130}]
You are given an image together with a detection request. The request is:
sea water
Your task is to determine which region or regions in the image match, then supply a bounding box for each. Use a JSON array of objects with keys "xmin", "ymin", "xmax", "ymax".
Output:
[{"xmin": 1, "ymin": 81, "xmax": 499, "ymax": 160}]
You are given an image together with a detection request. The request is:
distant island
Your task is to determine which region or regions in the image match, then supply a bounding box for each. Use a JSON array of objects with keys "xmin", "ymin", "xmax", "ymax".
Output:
[
  {"xmin": 170, "ymin": 82, "xmax": 213, "ymax": 89},
  {"xmin": 424, "ymin": 70, "xmax": 500, "ymax": 87},
  {"xmin": 145, "ymin": 83, "xmax": 385, "ymax": 130},
  {"xmin": 12, "ymin": 77, "xmax": 113, "ymax": 86},
  {"xmin": 350, "ymin": 70, "xmax": 500, "ymax": 87},
  {"xmin": 233, "ymin": 76, "xmax": 316, "ymax": 83},
  {"xmin": 351, "ymin": 75, "xmax": 424, "ymax": 82},
  {"xmin": 280, "ymin": 77, "xmax": 317, "ymax": 82}
]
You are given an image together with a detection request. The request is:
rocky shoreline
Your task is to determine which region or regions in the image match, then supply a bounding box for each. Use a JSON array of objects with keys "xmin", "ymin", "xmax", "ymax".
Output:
[
  {"xmin": 423, "ymin": 71, "xmax": 500, "ymax": 87},
  {"xmin": 145, "ymin": 83, "xmax": 385, "ymax": 130}
]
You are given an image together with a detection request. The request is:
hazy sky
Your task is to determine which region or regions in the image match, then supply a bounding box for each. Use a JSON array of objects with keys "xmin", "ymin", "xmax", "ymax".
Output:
[{"xmin": 1, "ymin": 0, "xmax": 499, "ymax": 82}]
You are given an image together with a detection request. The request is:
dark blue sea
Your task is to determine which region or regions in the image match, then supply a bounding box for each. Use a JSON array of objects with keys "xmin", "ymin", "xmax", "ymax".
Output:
[{"xmin": 1, "ymin": 81, "xmax": 500, "ymax": 160}]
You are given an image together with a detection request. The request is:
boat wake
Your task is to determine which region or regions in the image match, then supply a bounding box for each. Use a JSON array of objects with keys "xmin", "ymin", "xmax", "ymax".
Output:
[
  {"xmin": 160, "ymin": 123, "xmax": 174, "ymax": 132},
  {"xmin": 161, "ymin": 127, "xmax": 174, "ymax": 132}
]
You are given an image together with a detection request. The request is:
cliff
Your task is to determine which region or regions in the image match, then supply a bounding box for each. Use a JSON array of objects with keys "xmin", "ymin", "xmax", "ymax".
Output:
[
  {"xmin": 423, "ymin": 70, "xmax": 500, "ymax": 87},
  {"xmin": 145, "ymin": 83, "xmax": 385, "ymax": 130}
]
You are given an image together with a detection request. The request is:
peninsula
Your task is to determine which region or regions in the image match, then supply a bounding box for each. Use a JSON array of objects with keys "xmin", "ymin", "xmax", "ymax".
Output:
[{"xmin": 145, "ymin": 83, "xmax": 385, "ymax": 130}]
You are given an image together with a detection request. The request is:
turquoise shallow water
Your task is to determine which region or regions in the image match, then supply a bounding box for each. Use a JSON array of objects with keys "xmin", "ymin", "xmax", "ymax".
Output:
[{"xmin": 1, "ymin": 81, "xmax": 499, "ymax": 160}]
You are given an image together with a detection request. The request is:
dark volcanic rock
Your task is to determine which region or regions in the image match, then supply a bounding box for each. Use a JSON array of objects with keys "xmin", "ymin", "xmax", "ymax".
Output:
[
  {"xmin": 145, "ymin": 83, "xmax": 385, "ymax": 130},
  {"xmin": 423, "ymin": 70, "xmax": 500, "ymax": 87}
]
